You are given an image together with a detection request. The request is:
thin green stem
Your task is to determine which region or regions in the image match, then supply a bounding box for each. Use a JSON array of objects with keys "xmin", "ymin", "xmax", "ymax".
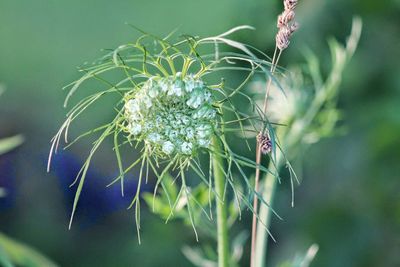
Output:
[
  {"xmin": 254, "ymin": 146, "xmax": 284, "ymax": 267},
  {"xmin": 213, "ymin": 136, "xmax": 230, "ymax": 267}
]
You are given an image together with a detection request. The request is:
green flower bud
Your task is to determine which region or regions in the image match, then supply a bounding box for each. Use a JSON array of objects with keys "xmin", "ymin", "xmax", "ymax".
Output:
[{"xmin": 123, "ymin": 74, "xmax": 217, "ymax": 159}]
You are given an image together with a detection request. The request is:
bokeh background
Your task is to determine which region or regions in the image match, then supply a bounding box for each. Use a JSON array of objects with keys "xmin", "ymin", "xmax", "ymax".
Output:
[{"xmin": 1, "ymin": 0, "xmax": 399, "ymax": 266}]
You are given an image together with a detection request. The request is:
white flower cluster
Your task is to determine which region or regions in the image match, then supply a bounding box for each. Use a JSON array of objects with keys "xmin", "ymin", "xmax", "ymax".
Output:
[{"xmin": 124, "ymin": 73, "xmax": 217, "ymax": 157}]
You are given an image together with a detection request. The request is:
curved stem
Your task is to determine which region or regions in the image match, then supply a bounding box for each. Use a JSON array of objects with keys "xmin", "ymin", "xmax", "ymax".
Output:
[{"xmin": 213, "ymin": 136, "xmax": 229, "ymax": 267}]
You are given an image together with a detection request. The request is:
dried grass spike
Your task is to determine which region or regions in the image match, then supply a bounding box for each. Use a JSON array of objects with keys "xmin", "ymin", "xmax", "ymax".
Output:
[
  {"xmin": 277, "ymin": 10, "xmax": 295, "ymax": 28},
  {"xmin": 284, "ymin": 0, "xmax": 298, "ymax": 10},
  {"xmin": 276, "ymin": 26, "xmax": 291, "ymax": 50}
]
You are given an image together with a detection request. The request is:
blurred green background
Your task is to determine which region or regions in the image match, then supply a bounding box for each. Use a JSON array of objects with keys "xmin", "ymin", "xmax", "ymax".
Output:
[{"xmin": 0, "ymin": 0, "xmax": 399, "ymax": 266}]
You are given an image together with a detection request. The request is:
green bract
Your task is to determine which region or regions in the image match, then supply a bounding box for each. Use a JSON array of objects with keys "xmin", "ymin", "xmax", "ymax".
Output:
[{"xmin": 123, "ymin": 74, "xmax": 217, "ymax": 158}]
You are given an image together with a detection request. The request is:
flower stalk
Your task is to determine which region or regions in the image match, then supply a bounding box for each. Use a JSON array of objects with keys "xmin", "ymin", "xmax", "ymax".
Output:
[{"xmin": 213, "ymin": 136, "xmax": 230, "ymax": 267}]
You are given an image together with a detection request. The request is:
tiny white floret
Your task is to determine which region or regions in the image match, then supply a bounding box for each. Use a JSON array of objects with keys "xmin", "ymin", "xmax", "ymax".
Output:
[
  {"xmin": 142, "ymin": 95, "xmax": 152, "ymax": 108},
  {"xmin": 128, "ymin": 123, "xmax": 142, "ymax": 135},
  {"xmin": 181, "ymin": 142, "xmax": 193, "ymax": 155},
  {"xmin": 198, "ymin": 139, "xmax": 211, "ymax": 148},
  {"xmin": 127, "ymin": 99, "xmax": 140, "ymax": 113},
  {"xmin": 148, "ymin": 132, "xmax": 161, "ymax": 143},
  {"xmin": 186, "ymin": 127, "xmax": 194, "ymax": 139},
  {"xmin": 162, "ymin": 141, "xmax": 174, "ymax": 155}
]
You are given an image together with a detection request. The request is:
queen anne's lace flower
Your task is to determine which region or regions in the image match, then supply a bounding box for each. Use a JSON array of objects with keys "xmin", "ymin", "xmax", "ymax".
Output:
[
  {"xmin": 124, "ymin": 73, "xmax": 217, "ymax": 158},
  {"xmin": 48, "ymin": 27, "xmax": 291, "ymax": 239}
]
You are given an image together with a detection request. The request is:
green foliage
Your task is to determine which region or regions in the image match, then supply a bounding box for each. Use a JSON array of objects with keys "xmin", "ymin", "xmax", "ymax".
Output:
[
  {"xmin": 0, "ymin": 233, "xmax": 58, "ymax": 267},
  {"xmin": 0, "ymin": 88, "xmax": 24, "ymax": 157},
  {"xmin": 48, "ymin": 25, "xmax": 283, "ymax": 244},
  {"xmin": 277, "ymin": 244, "xmax": 319, "ymax": 267},
  {"xmin": 142, "ymin": 173, "xmax": 211, "ymax": 223},
  {"xmin": 0, "ymin": 135, "xmax": 24, "ymax": 156},
  {"xmin": 254, "ymin": 18, "xmax": 362, "ymax": 267},
  {"xmin": 0, "ymin": 90, "xmax": 24, "ymax": 198},
  {"xmin": 252, "ymin": 17, "xmax": 362, "ymax": 155},
  {"xmin": 182, "ymin": 230, "xmax": 248, "ymax": 267}
]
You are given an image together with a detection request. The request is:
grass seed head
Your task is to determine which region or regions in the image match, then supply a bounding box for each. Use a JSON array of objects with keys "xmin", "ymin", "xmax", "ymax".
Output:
[{"xmin": 276, "ymin": 0, "xmax": 300, "ymax": 51}]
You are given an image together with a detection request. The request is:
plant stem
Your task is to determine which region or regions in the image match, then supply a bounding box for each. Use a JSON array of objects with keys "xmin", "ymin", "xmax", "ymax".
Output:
[
  {"xmin": 250, "ymin": 145, "xmax": 262, "ymax": 267},
  {"xmin": 213, "ymin": 136, "xmax": 229, "ymax": 267},
  {"xmin": 254, "ymin": 145, "xmax": 284, "ymax": 267}
]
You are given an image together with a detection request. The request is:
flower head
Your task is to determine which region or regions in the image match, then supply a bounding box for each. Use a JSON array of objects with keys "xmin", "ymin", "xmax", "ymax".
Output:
[{"xmin": 124, "ymin": 74, "xmax": 217, "ymax": 159}]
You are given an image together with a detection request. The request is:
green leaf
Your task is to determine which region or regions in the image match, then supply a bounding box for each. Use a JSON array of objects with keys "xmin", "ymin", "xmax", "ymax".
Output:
[
  {"xmin": 0, "ymin": 245, "xmax": 15, "ymax": 267},
  {"xmin": 0, "ymin": 233, "xmax": 58, "ymax": 267},
  {"xmin": 0, "ymin": 135, "xmax": 24, "ymax": 155},
  {"xmin": 277, "ymin": 244, "xmax": 319, "ymax": 267},
  {"xmin": 143, "ymin": 173, "xmax": 181, "ymax": 220}
]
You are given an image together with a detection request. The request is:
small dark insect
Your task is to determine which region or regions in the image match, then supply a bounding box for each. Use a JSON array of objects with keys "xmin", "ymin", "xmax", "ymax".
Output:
[{"xmin": 257, "ymin": 132, "xmax": 272, "ymax": 154}]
